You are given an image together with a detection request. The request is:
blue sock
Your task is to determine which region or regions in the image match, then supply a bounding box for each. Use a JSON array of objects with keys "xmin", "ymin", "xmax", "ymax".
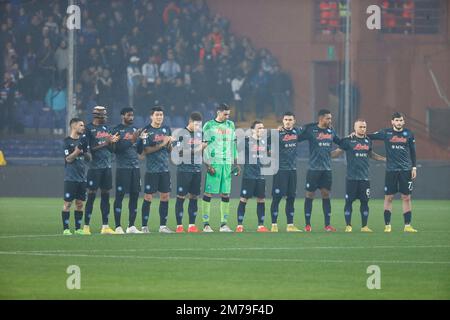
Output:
[
  {"xmin": 257, "ymin": 202, "xmax": 265, "ymax": 225},
  {"xmin": 323, "ymin": 198, "xmax": 331, "ymax": 226},
  {"xmin": 270, "ymin": 196, "xmax": 281, "ymax": 223},
  {"xmin": 237, "ymin": 201, "xmax": 246, "ymax": 225},
  {"xmin": 175, "ymin": 197, "xmax": 184, "ymax": 225},
  {"xmin": 84, "ymin": 193, "xmax": 95, "ymax": 225},
  {"xmin": 113, "ymin": 193, "xmax": 124, "ymax": 228},
  {"xmin": 100, "ymin": 192, "xmax": 110, "ymax": 225},
  {"xmin": 62, "ymin": 211, "xmax": 70, "ymax": 230},
  {"xmin": 384, "ymin": 210, "xmax": 391, "ymax": 225},
  {"xmin": 74, "ymin": 210, "xmax": 83, "ymax": 230},
  {"xmin": 286, "ymin": 197, "xmax": 295, "ymax": 224},
  {"xmin": 141, "ymin": 199, "xmax": 151, "ymax": 227},
  {"xmin": 188, "ymin": 198, "xmax": 198, "ymax": 225},
  {"xmin": 304, "ymin": 197, "xmax": 313, "ymax": 225},
  {"xmin": 404, "ymin": 211, "xmax": 412, "ymax": 225},
  {"xmin": 159, "ymin": 201, "xmax": 169, "ymax": 226},
  {"xmin": 344, "ymin": 199, "xmax": 353, "ymax": 226},
  {"xmin": 360, "ymin": 201, "xmax": 369, "ymax": 227},
  {"xmin": 128, "ymin": 192, "xmax": 138, "ymax": 227}
]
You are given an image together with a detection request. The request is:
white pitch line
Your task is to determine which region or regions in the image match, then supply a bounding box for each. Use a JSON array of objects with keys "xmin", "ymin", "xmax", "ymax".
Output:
[
  {"xmin": 0, "ymin": 230, "xmax": 449, "ymax": 239},
  {"xmin": 0, "ymin": 251, "xmax": 449, "ymax": 265},
  {"xmin": 5, "ymin": 244, "xmax": 450, "ymax": 254},
  {"xmin": 0, "ymin": 234, "xmax": 64, "ymax": 239}
]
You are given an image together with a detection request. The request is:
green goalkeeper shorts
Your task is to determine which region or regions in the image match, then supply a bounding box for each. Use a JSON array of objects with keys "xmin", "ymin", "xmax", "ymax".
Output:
[{"xmin": 204, "ymin": 164, "xmax": 232, "ymax": 195}]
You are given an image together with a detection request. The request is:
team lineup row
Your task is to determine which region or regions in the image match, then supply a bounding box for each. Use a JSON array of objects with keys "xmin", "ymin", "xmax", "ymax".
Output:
[{"xmin": 61, "ymin": 103, "xmax": 418, "ymax": 235}]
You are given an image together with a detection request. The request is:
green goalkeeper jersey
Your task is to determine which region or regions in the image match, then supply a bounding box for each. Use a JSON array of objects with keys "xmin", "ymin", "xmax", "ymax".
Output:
[{"xmin": 203, "ymin": 119, "xmax": 237, "ymax": 165}]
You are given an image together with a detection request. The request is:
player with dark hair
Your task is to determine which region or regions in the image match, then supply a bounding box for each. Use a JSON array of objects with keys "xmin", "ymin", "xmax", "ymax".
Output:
[
  {"xmin": 201, "ymin": 103, "xmax": 241, "ymax": 232},
  {"xmin": 298, "ymin": 109, "xmax": 342, "ymax": 232},
  {"xmin": 236, "ymin": 120, "xmax": 270, "ymax": 232},
  {"xmin": 367, "ymin": 112, "xmax": 418, "ymax": 232},
  {"xmin": 111, "ymin": 107, "xmax": 145, "ymax": 234},
  {"xmin": 173, "ymin": 112, "xmax": 205, "ymax": 233},
  {"xmin": 270, "ymin": 112, "xmax": 303, "ymax": 232},
  {"xmin": 332, "ymin": 119, "xmax": 385, "ymax": 232},
  {"xmin": 83, "ymin": 106, "xmax": 119, "ymax": 235},
  {"xmin": 141, "ymin": 106, "xmax": 175, "ymax": 233},
  {"xmin": 61, "ymin": 118, "xmax": 90, "ymax": 235}
]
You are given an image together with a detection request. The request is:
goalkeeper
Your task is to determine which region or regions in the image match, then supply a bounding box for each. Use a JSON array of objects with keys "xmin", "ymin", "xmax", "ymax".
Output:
[{"xmin": 201, "ymin": 103, "xmax": 241, "ymax": 232}]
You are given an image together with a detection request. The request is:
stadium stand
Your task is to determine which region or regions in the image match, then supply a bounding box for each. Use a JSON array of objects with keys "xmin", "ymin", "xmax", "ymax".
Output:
[{"xmin": 0, "ymin": 0, "xmax": 293, "ymax": 137}]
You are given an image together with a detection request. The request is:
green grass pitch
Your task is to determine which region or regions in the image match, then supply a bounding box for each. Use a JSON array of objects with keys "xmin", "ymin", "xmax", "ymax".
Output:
[{"xmin": 0, "ymin": 197, "xmax": 449, "ymax": 299}]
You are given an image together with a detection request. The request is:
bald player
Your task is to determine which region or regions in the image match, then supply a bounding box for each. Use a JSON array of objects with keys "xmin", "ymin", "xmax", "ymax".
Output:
[{"xmin": 332, "ymin": 119, "xmax": 385, "ymax": 232}]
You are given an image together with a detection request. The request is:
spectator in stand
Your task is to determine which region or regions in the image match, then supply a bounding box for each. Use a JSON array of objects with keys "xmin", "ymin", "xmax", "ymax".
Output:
[
  {"xmin": 45, "ymin": 83, "xmax": 66, "ymax": 135},
  {"xmin": 127, "ymin": 56, "xmax": 142, "ymax": 107},
  {"xmin": 382, "ymin": 0, "xmax": 398, "ymax": 33},
  {"xmin": 96, "ymin": 68, "xmax": 113, "ymax": 107},
  {"xmin": 231, "ymin": 71, "xmax": 246, "ymax": 122},
  {"xmin": 142, "ymin": 55, "xmax": 160, "ymax": 85},
  {"xmin": 0, "ymin": 72, "xmax": 17, "ymax": 134},
  {"xmin": 163, "ymin": 1, "xmax": 181, "ymax": 26},
  {"xmin": 0, "ymin": 0, "xmax": 289, "ymax": 134},
  {"xmin": 54, "ymin": 40, "xmax": 68, "ymax": 85},
  {"xmin": 250, "ymin": 66, "xmax": 270, "ymax": 115},
  {"xmin": 269, "ymin": 65, "xmax": 292, "ymax": 115},
  {"xmin": 37, "ymin": 37, "xmax": 55, "ymax": 94},
  {"xmin": 160, "ymin": 49, "xmax": 181, "ymax": 84},
  {"xmin": 402, "ymin": 0, "xmax": 415, "ymax": 34},
  {"xmin": 74, "ymin": 82, "xmax": 88, "ymax": 116}
]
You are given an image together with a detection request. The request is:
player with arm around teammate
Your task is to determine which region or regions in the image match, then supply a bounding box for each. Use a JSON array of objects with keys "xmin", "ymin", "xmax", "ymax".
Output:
[
  {"xmin": 298, "ymin": 109, "xmax": 342, "ymax": 232},
  {"xmin": 331, "ymin": 119, "xmax": 386, "ymax": 232}
]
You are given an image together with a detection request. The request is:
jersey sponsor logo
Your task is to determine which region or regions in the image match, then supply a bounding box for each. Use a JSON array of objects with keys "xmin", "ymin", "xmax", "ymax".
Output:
[
  {"xmin": 353, "ymin": 143, "xmax": 370, "ymax": 151},
  {"xmin": 389, "ymin": 136, "xmax": 407, "ymax": 143},
  {"xmin": 153, "ymin": 134, "xmax": 167, "ymax": 142},
  {"xmin": 282, "ymin": 134, "xmax": 297, "ymax": 142},
  {"xmin": 95, "ymin": 131, "xmax": 110, "ymax": 139},
  {"xmin": 251, "ymin": 144, "xmax": 266, "ymax": 152},
  {"xmin": 317, "ymin": 132, "xmax": 332, "ymax": 140},
  {"xmin": 187, "ymin": 138, "xmax": 202, "ymax": 145},
  {"xmin": 216, "ymin": 128, "xmax": 231, "ymax": 135}
]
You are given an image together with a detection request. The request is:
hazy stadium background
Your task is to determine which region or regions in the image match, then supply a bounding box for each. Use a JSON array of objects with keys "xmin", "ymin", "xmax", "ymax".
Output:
[
  {"xmin": 0, "ymin": 0, "xmax": 450, "ymax": 301},
  {"xmin": 0, "ymin": 0, "xmax": 448, "ymax": 199}
]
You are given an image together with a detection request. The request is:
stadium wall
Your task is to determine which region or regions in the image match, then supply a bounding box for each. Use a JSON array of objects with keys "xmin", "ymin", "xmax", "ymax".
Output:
[
  {"xmin": 1, "ymin": 161, "xmax": 449, "ymax": 199},
  {"xmin": 207, "ymin": 0, "xmax": 450, "ymax": 160}
]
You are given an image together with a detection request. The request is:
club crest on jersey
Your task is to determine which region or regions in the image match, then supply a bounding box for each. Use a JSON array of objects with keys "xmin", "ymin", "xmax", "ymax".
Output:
[{"xmin": 162, "ymin": 128, "xmax": 167, "ymax": 133}]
